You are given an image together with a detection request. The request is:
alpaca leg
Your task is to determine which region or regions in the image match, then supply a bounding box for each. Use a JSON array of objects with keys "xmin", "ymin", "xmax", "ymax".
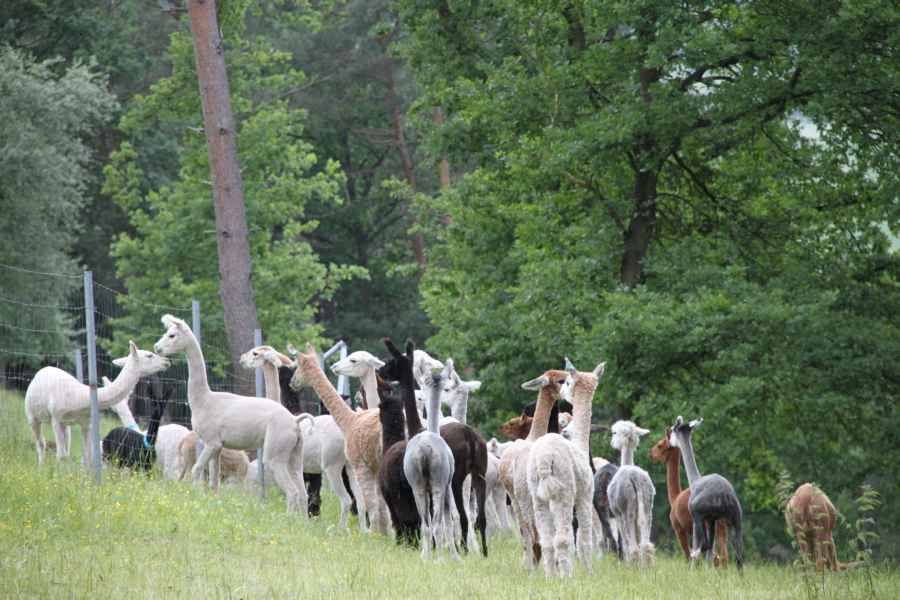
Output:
[
  {"xmin": 324, "ymin": 462, "xmax": 353, "ymax": 529},
  {"xmin": 714, "ymin": 521, "xmax": 729, "ymax": 567},
  {"xmin": 288, "ymin": 444, "xmax": 309, "ymax": 517},
  {"xmin": 51, "ymin": 418, "xmax": 68, "ymax": 460},
  {"xmin": 80, "ymin": 422, "xmax": 92, "ymax": 466},
  {"xmin": 639, "ymin": 495, "xmax": 655, "ymax": 565},
  {"xmin": 689, "ymin": 509, "xmax": 704, "ymax": 561},
  {"xmin": 532, "ymin": 497, "xmax": 557, "ymax": 577},
  {"xmin": 442, "ymin": 487, "xmax": 462, "ymax": 560},
  {"xmin": 510, "ymin": 493, "xmax": 537, "ymax": 569},
  {"xmin": 30, "ymin": 419, "xmax": 45, "ymax": 465},
  {"xmin": 550, "ymin": 499, "xmax": 576, "ymax": 577},
  {"xmin": 208, "ymin": 448, "xmax": 222, "ymax": 492},
  {"xmin": 451, "ymin": 479, "xmax": 469, "ymax": 554},
  {"xmin": 412, "ymin": 488, "xmax": 432, "ymax": 560},
  {"xmin": 351, "ymin": 464, "xmax": 371, "ymax": 534},
  {"xmin": 270, "ymin": 461, "xmax": 303, "ymax": 513},
  {"xmin": 463, "ymin": 476, "xmax": 474, "ymax": 549},
  {"xmin": 493, "ymin": 485, "xmax": 511, "ymax": 531},
  {"xmin": 472, "ymin": 474, "xmax": 488, "ymax": 557},
  {"xmin": 675, "ymin": 521, "xmax": 692, "ymax": 560},
  {"xmin": 575, "ymin": 499, "xmax": 594, "ymax": 574},
  {"xmin": 701, "ymin": 518, "xmax": 716, "ymax": 564},
  {"xmin": 191, "ymin": 441, "xmax": 220, "ymax": 486},
  {"xmin": 731, "ymin": 521, "xmax": 744, "ymax": 571}
]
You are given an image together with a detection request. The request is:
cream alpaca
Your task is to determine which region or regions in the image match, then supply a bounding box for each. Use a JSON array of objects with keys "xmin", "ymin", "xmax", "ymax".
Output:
[
  {"xmin": 243, "ymin": 345, "xmax": 355, "ymax": 528},
  {"xmin": 291, "ymin": 343, "xmax": 390, "ymax": 534},
  {"xmin": 607, "ymin": 420, "xmax": 656, "ymax": 564},
  {"xmin": 25, "ymin": 341, "xmax": 169, "ymax": 466},
  {"xmin": 527, "ymin": 358, "xmax": 605, "ymax": 576},
  {"xmin": 498, "ymin": 368, "xmax": 568, "ymax": 570},
  {"xmin": 153, "ymin": 315, "xmax": 308, "ymax": 514}
]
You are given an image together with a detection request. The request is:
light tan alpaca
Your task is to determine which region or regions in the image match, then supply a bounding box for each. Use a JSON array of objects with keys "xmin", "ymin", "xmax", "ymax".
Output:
[
  {"xmin": 527, "ymin": 359, "xmax": 605, "ymax": 577},
  {"xmin": 498, "ymin": 368, "xmax": 568, "ymax": 570},
  {"xmin": 177, "ymin": 433, "xmax": 249, "ymax": 484},
  {"xmin": 785, "ymin": 483, "xmax": 860, "ymax": 572},
  {"xmin": 291, "ymin": 343, "xmax": 389, "ymax": 535}
]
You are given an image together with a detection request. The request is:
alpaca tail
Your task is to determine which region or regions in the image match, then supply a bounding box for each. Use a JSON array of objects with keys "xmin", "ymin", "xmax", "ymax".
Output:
[
  {"xmin": 534, "ymin": 452, "xmax": 564, "ymax": 501},
  {"xmin": 295, "ymin": 413, "xmax": 315, "ymax": 431}
]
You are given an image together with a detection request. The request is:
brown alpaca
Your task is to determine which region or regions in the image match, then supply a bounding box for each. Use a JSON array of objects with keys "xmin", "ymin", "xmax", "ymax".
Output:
[
  {"xmin": 292, "ymin": 344, "xmax": 389, "ymax": 535},
  {"xmin": 500, "ymin": 415, "xmax": 533, "ymax": 440},
  {"xmin": 649, "ymin": 428, "xmax": 728, "ymax": 566},
  {"xmin": 786, "ymin": 483, "xmax": 857, "ymax": 572}
]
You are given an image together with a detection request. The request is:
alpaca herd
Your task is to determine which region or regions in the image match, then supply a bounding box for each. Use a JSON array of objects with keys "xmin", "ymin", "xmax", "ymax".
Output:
[{"xmin": 22, "ymin": 314, "xmax": 860, "ymax": 575}]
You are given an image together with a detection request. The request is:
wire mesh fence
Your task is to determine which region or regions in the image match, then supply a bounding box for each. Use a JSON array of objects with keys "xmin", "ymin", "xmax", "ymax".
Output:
[{"xmin": 0, "ymin": 262, "xmax": 351, "ymax": 488}]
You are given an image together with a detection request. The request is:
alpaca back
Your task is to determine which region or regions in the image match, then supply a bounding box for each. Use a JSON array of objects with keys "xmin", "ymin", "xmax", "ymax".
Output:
[
  {"xmin": 25, "ymin": 367, "xmax": 86, "ymax": 422},
  {"xmin": 690, "ymin": 473, "xmax": 741, "ymax": 524}
]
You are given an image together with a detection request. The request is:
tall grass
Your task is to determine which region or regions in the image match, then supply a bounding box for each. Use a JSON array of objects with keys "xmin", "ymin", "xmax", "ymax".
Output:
[{"xmin": 1, "ymin": 387, "xmax": 897, "ymax": 599}]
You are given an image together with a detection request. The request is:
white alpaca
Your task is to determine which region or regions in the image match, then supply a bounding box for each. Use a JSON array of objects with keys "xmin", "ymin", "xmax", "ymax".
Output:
[
  {"xmin": 527, "ymin": 358, "xmax": 604, "ymax": 577},
  {"xmin": 103, "ymin": 377, "xmax": 140, "ymax": 431},
  {"xmin": 607, "ymin": 420, "xmax": 656, "ymax": 564},
  {"xmin": 498, "ymin": 367, "xmax": 568, "ymax": 570},
  {"xmin": 25, "ymin": 341, "xmax": 169, "ymax": 466},
  {"xmin": 405, "ymin": 363, "xmax": 459, "ymax": 560},
  {"xmin": 153, "ymin": 315, "xmax": 308, "ymax": 514},
  {"xmin": 434, "ymin": 357, "xmax": 481, "ymax": 423},
  {"xmin": 156, "ymin": 422, "xmax": 192, "ymax": 480},
  {"xmin": 242, "ymin": 345, "xmax": 356, "ymax": 528},
  {"xmin": 330, "ymin": 350, "xmax": 385, "ymax": 408}
]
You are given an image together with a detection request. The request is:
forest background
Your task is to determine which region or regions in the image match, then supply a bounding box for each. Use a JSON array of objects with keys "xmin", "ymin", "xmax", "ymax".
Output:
[{"xmin": 1, "ymin": 0, "xmax": 897, "ymax": 562}]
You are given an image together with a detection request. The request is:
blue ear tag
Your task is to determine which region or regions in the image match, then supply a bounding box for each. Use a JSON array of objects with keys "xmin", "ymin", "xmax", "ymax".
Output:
[{"xmin": 142, "ymin": 434, "xmax": 152, "ymax": 449}]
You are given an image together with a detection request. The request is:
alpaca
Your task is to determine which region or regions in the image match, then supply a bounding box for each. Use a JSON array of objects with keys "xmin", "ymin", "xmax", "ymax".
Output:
[
  {"xmin": 156, "ymin": 422, "xmax": 192, "ymax": 480},
  {"xmin": 153, "ymin": 315, "xmax": 308, "ymax": 514},
  {"xmin": 669, "ymin": 416, "xmax": 744, "ymax": 569},
  {"xmin": 176, "ymin": 432, "xmax": 250, "ymax": 484},
  {"xmin": 242, "ymin": 345, "xmax": 354, "ymax": 526},
  {"xmin": 607, "ymin": 420, "xmax": 656, "ymax": 564},
  {"xmin": 331, "ymin": 350, "xmax": 386, "ymax": 409},
  {"xmin": 785, "ymin": 483, "xmax": 856, "ymax": 572},
  {"xmin": 102, "ymin": 381, "xmax": 171, "ymax": 471},
  {"xmin": 498, "ymin": 368, "xmax": 568, "ymax": 569},
  {"xmin": 649, "ymin": 428, "xmax": 729, "ymax": 565},
  {"xmin": 25, "ymin": 341, "xmax": 170, "ymax": 466},
  {"xmin": 593, "ymin": 461, "xmax": 620, "ymax": 555},
  {"xmin": 104, "ymin": 377, "xmax": 140, "ymax": 431},
  {"xmin": 526, "ymin": 358, "xmax": 604, "ymax": 576},
  {"xmin": 437, "ymin": 358, "xmax": 481, "ymax": 423},
  {"xmin": 291, "ymin": 343, "xmax": 389, "ymax": 533},
  {"xmin": 405, "ymin": 364, "xmax": 460, "ymax": 560},
  {"xmin": 411, "ymin": 349, "xmax": 444, "ymax": 413}
]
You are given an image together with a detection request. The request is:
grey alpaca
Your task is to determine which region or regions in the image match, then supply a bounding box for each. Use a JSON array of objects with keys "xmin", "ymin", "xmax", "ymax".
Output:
[
  {"xmin": 607, "ymin": 420, "xmax": 656, "ymax": 564},
  {"xmin": 669, "ymin": 416, "xmax": 744, "ymax": 570},
  {"xmin": 404, "ymin": 362, "xmax": 459, "ymax": 560}
]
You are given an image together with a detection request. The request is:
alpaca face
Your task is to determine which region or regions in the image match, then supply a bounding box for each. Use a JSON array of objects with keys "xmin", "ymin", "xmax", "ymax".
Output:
[
  {"xmin": 499, "ymin": 415, "xmax": 532, "ymax": 440},
  {"xmin": 240, "ymin": 345, "xmax": 292, "ymax": 370},
  {"xmin": 668, "ymin": 416, "xmax": 702, "ymax": 450},
  {"xmin": 439, "ymin": 358, "xmax": 481, "ymax": 414},
  {"xmin": 412, "ymin": 350, "xmax": 444, "ymax": 386},
  {"xmin": 610, "ymin": 420, "xmax": 650, "ymax": 450},
  {"xmin": 520, "ymin": 369, "xmax": 568, "ymax": 393},
  {"xmin": 649, "ymin": 428, "xmax": 675, "ymax": 462},
  {"xmin": 153, "ymin": 314, "xmax": 192, "ymax": 356},
  {"xmin": 331, "ymin": 351, "xmax": 385, "ymax": 377},
  {"xmin": 377, "ymin": 338, "xmax": 415, "ymax": 384},
  {"xmin": 112, "ymin": 341, "xmax": 170, "ymax": 376}
]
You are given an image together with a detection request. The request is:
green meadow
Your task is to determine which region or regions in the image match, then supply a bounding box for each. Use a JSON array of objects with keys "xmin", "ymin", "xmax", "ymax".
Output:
[{"xmin": 1, "ymin": 388, "xmax": 896, "ymax": 600}]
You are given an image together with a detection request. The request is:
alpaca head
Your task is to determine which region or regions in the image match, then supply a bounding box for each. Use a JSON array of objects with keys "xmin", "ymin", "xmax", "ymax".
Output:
[
  {"xmin": 330, "ymin": 350, "xmax": 386, "ymax": 378},
  {"xmin": 240, "ymin": 345, "xmax": 293, "ymax": 371},
  {"xmin": 649, "ymin": 427, "xmax": 677, "ymax": 463},
  {"xmin": 439, "ymin": 358, "xmax": 481, "ymax": 415},
  {"xmin": 412, "ymin": 349, "xmax": 444, "ymax": 387},
  {"xmin": 520, "ymin": 369, "xmax": 569, "ymax": 395},
  {"xmin": 112, "ymin": 340, "xmax": 170, "ymax": 376},
  {"xmin": 560, "ymin": 357, "xmax": 606, "ymax": 402},
  {"xmin": 499, "ymin": 415, "xmax": 532, "ymax": 440},
  {"xmin": 288, "ymin": 343, "xmax": 322, "ymax": 391},
  {"xmin": 668, "ymin": 415, "xmax": 702, "ymax": 450},
  {"xmin": 610, "ymin": 420, "xmax": 651, "ymax": 451},
  {"xmin": 377, "ymin": 338, "xmax": 415, "ymax": 385},
  {"xmin": 154, "ymin": 314, "xmax": 194, "ymax": 356}
]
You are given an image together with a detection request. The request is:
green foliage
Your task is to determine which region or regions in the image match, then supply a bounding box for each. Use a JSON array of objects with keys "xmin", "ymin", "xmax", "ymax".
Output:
[
  {"xmin": 0, "ymin": 47, "xmax": 116, "ymax": 360},
  {"xmin": 104, "ymin": 29, "xmax": 364, "ymax": 364}
]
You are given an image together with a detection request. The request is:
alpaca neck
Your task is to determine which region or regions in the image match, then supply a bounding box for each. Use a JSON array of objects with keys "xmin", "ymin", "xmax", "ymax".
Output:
[
  {"xmin": 380, "ymin": 398, "xmax": 405, "ymax": 450},
  {"xmin": 360, "ymin": 368, "xmax": 380, "ymax": 409},
  {"xmin": 110, "ymin": 399, "xmax": 138, "ymax": 429},
  {"xmin": 619, "ymin": 444, "xmax": 635, "ymax": 466},
  {"xmin": 145, "ymin": 402, "xmax": 166, "ymax": 446},
  {"xmin": 298, "ymin": 357, "xmax": 357, "ymax": 434},
  {"xmin": 261, "ymin": 363, "xmax": 281, "ymax": 403},
  {"xmin": 97, "ymin": 365, "xmax": 142, "ymax": 410},
  {"xmin": 665, "ymin": 448, "xmax": 683, "ymax": 505},
  {"xmin": 402, "ymin": 376, "xmax": 423, "ymax": 438},
  {"xmin": 526, "ymin": 388, "xmax": 556, "ymax": 442},
  {"xmin": 181, "ymin": 330, "xmax": 211, "ymax": 402},
  {"xmin": 569, "ymin": 379, "xmax": 597, "ymax": 454},
  {"xmin": 449, "ymin": 398, "xmax": 467, "ymax": 424},
  {"xmin": 426, "ymin": 384, "xmax": 441, "ymax": 434},
  {"xmin": 679, "ymin": 436, "xmax": 702, "ymax": 485}
]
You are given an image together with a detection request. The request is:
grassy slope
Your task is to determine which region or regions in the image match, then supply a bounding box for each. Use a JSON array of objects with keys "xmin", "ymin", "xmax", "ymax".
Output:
[{"xmin": 1, "ymin": 388, "xmax": 896, "ymax": 600}]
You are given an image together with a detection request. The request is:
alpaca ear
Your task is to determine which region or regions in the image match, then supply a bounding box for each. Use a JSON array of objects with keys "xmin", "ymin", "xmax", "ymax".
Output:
[
  {"xmin": 286, "ymin": 343, "xmax": 299, "ymax": 357},
  {"xmin": 383, "ymin": 337, "xmax": 403, "ymax": 359},
  {"xmin": 129, "ymin": 340, "xmax": 139, "ymax": 357},
  {"xmin": 593, "ymin": 362, "xmax": 606, "ymax": 378},
  {"xmin": 521, "ymin": 374, "xmax": 550, "ymax": 390},
  {"xmin": 636, "ymin": 427, "xmax": 651, "ymax": 437},
  {"xmin": 675, "ymin": 415, "xmax": 684, "ymax": 427},
  {"xmin": 276, "ymin": 351, "xmax": 294, "ymax": 367},
  {"xmin": 112, "ymin": 357, "xmax": 127, "ymax": 368},
  {"xmin": 102, "ymin": 376, "xmax": 112, "ymax": 386},
  {"xmin": 366, "ymin": 354, "xmax": 386, "ymax": 369},
  {"xmin": 564, "ymin": 356, "xmax": 577, "ymax": 373},
  {"xmin": 405, "ymin": 339, "xmax": 415, "ymax": 362},
  {"xmin": 465, "ymin": 380, "xmax": 482, "ymax": 393},
  {"xmin": 304, "ymin": 343, "xmax": 320, "ymax": 361},
  {"xmin": 689, "ymin": 418, "xmax": 703, "ymax": 430}
]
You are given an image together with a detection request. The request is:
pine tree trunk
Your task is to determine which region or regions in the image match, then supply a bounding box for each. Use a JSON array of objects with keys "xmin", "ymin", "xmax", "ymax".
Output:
[{"xmin": 187, "ymin": 0, "xmax": 259, "ymax": 395}]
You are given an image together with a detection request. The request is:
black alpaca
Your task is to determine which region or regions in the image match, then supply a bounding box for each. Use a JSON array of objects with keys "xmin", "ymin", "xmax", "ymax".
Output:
[
  {"xmin": 102, "ymin": 383, "xmax": 171, "ymax": 471},
  {"xmin": 377, "ymin": 339, "xmax": 423, "ymax": 547}
]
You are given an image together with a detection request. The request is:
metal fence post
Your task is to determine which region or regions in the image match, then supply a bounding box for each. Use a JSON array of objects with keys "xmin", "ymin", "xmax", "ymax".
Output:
[
  {"xmin": 83, "ymin": 271, "xmax": 101, "ymax": 485},
  {"xmin": 191, "ymin": 300, "xmax": 202, "ymax": 346},
  {"xmin": 254, "ymin": 328, "xmax": 265, "ymax": 498}
]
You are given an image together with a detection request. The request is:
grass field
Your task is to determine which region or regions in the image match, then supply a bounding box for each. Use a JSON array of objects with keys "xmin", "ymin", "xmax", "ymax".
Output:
[{"xmin": 1, "ymin": 388, "xmax": 897, "ymax": 599}]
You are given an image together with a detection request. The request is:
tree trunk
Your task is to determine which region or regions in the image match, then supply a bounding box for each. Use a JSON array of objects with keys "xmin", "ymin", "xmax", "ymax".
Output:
[
  {"xmin": 433, "ymin": 107, "xmax": 451, "ymax": 189},
  {"xmin": 188, "ymin": 0, "xmax": 259, "ymax": 395},
  {"xmin": 620, "ymin": 168, "xmax": 657, "ymax": 287}
]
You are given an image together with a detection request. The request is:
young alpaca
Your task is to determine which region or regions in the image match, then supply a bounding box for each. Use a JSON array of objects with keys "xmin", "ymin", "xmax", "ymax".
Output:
[
  {"xmin": 607, "ymin": 420, "xmax": 656, "ymax": 564},
  {"xmin": 25, "ymin": 341, "xmax": 169, "ymax": 466},
  {"xmin": 785, "ymin": 483, "xmax": 856, "ymax": 572},
  {"xmin": 669, "ymin": 416, "xmax": 744, "ymax": 570},
  {"xmin": 242, "ymin": 345, "xmax": 354, "ymax": 526},
  {"xmin": 649, "ymin": 428, "xmax": 729, "ymax": 565},
  {"xmin": 153, "ymin": 315, "xmax": 307, "ymax": 514},
  {"xmin": 498, "ymin": 368, "xmax": 568, "ymax": 569},
  {"xmin": 527, "ymin": 359, "xmax": 605, "ymax": 576},
  {"xmin": 291, "ymin": 343, "xmax": 389, "ymax": 534},
  {"xmin": 102, "ymin": 382, "xmax": 171, "ymax": 471},
  {"xmin": 406, "ymin": 364, "xmax": 460, "ymax": 560}
]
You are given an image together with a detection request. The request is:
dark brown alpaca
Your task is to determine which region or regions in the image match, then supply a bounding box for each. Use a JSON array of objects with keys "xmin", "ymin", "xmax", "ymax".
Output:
[
  {"xmin": 785, "ymin": 483, "xmax": 859, "ymax": 572},
  {"xmin": 649, "ymin": 428, "xmax": 728, "ymax": 565}
]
